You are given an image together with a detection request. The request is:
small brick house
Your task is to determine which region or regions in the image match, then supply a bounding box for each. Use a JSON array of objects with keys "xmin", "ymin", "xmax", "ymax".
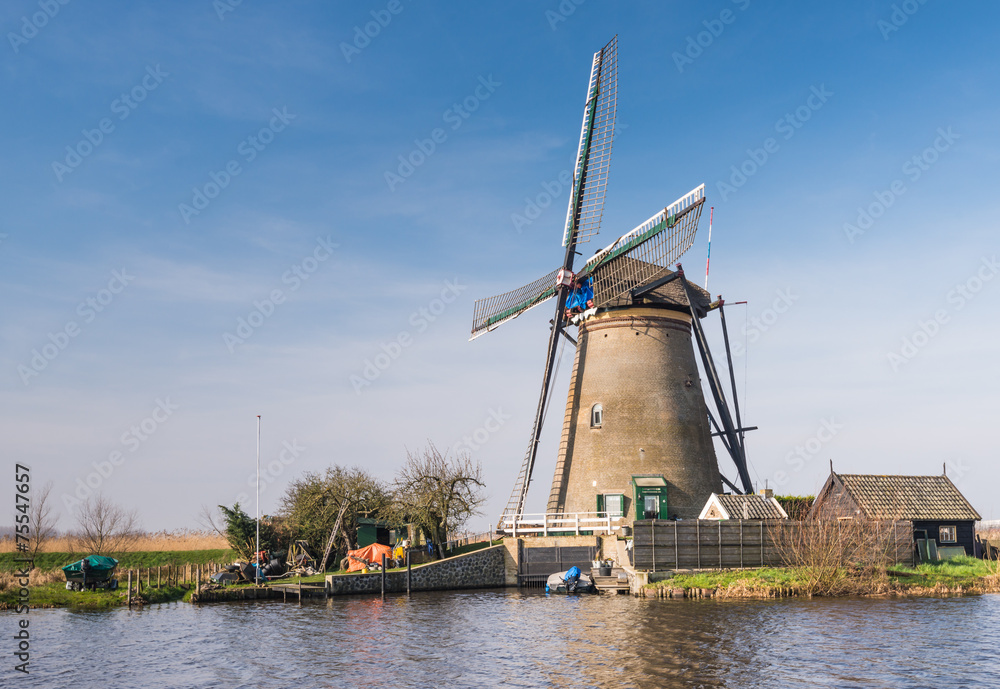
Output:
[{"xmin": 809, "ymin": 471, "xmax": 981, "ymax": 556}]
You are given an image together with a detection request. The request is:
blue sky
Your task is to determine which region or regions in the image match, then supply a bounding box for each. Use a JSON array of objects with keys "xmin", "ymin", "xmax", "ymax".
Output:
[{"xmin": 2, "ymin": 1, "xmax": 999, "ymax": 531}]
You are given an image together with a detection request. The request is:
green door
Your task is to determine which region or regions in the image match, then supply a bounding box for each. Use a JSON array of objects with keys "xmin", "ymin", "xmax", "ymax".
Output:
[
  {"xmin": 633, "ymin": 487, "xmax": 668, "ymax": 520},
  {"xmin": 631, "ymin": 475, "xmax": 669, "ymax": 520}
]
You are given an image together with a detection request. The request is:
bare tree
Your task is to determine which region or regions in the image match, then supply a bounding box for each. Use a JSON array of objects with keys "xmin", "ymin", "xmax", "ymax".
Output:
[
  {"xmin": 28, "ymin": 481, "xmax": 57, "ymax": 559},
  {"xmin": 197, "ymin": 504, "xmax": 227, "ymax": 539},
  {"xmin": 393, "ymin": 442, "xmax": 485, "ymax": 558},
  {"xmin": 74, "ymin": 494, "xmax": 141, "ymax": 555}
]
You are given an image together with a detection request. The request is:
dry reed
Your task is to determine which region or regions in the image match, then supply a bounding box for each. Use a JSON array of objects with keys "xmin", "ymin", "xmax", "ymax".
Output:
[{"xmin": 0, "ymin": 530, "xmax": 227, "ymax": 554}]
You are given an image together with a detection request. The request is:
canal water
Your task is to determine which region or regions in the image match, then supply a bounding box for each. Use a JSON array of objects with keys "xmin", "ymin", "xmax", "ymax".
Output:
[{"xmin": 11, "ymin": 591, "xmax": 999, "ymax": 688}]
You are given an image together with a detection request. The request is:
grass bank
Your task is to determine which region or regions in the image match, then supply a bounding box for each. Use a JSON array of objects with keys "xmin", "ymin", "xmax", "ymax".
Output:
[
  {"xmin": 0, "ymin": 581, "xmax": 191, "ymax": 610},
  {"xmin": 0, "ymin": 549, "xmax": 236, "ymax": 572},
  {"xmin": 645, "ymin": 556, "xmax": 1000, "ymax": 599}
]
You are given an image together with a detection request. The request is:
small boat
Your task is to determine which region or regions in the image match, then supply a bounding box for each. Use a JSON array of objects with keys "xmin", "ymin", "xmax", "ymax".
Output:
[
  {"xmin": 62, "ymin": 555, "xmax": 119, "ymax": 591},
  {"xmin": 545, "ymin": 566, "xmax": 596, "ymax": 594}
]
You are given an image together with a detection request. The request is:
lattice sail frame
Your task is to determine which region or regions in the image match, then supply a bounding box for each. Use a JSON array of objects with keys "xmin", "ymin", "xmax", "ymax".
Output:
[
  {"xmin": 562, "ymin": 35, "xmax": 618, "ymax": 249},
  {"xmin": 469, "ymin": 184, "xmax": 705, "ymax": 340},
  {"xmin": 581, "ymin": 184, "xmax": 705, "ymax": 307},
  {"xmin": 470, "ymin": 268, "xmax": 560, "ymax": 340}
]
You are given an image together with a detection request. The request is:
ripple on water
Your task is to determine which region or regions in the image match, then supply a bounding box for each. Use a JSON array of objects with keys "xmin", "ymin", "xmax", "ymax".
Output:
[{"xmin": 10, "ymin": 591, "xmax": 1000, "ymax": 688}]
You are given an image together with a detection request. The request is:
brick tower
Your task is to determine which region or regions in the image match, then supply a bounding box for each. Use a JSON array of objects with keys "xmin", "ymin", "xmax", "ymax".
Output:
[{"xmin": 546, "ymin": 280, "xmax": 723, "ymax": 521}]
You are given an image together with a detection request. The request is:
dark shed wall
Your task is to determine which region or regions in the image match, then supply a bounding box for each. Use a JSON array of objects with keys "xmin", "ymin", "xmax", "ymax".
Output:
[{"xmin": 912, "ymin": 520, "xmax": 976, "ymax": 555}]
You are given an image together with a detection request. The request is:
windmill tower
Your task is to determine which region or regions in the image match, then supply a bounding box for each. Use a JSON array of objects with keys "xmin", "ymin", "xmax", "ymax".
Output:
[{"xmin": 471, "ymin": 37, "xmax": 753, "ymax": 528}]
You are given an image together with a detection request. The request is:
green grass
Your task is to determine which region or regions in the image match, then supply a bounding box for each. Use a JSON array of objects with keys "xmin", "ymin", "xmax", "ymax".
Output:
[
  {"xmin": 446, "ymin": 539, "xmax": 503, "ymax": 557},
  {"xmin": 0, "ymin": 581, "xmax": 190, "ymax": 610},
  {"xmin": 890, "ymin": 555, "xmax": 997, "ymax": 587},
  {"xmin": 0, "ymin": 549, "xmax": 236, "ymax": 572},
  {"xmin": 662, "ymin": 567, "xmax": 804, "ymax": 590},
  {"xmin": 647, "ymin": 556, "xmax": 999, "ymax": 596}
]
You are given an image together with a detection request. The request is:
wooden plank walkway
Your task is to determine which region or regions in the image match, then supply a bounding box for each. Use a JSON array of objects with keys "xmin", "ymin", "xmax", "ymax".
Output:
[{"xmin": 591, "ymin": 568, "xmax": 630, "ymax": 594}]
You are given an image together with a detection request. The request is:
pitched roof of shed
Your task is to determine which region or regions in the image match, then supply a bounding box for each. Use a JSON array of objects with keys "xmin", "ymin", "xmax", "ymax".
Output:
[
  {"xmin": 836, "ymin": 473, "xmax": 981, "ymax": 521},
  {"xmin": 712, "ymin": 493, "xmax": 788, "ymax": 520}
]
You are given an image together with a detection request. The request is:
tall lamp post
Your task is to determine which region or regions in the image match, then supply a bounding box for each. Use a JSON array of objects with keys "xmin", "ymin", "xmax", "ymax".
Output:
[{"xmin": 255, "ymin": 414, "xmax": 261, "ymax": 586}]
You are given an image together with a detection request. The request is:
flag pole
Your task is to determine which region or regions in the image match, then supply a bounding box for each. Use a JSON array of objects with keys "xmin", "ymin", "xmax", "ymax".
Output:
[
  {"xmin": 705, "ymin": 206, "xmax": 714, "ymax": 290},
  {"xmin": 255, "ymin": 414, "xmax": 261, "ymax": 586}
]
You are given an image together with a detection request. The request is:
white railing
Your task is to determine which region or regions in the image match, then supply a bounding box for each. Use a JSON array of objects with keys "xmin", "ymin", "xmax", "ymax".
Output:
[{"xmin": 499, "ymin": 512, "xmax": 625, "ymax": 537}]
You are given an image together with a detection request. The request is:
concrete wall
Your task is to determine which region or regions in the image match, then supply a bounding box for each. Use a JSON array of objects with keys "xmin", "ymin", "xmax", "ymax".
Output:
[
  {"xmin": 325, "ymin": 544, "xmax": 506, "ymax": 595},
  {"xmin": 548, "ymin": 306, "xmax": 723, "ymax": 519}
]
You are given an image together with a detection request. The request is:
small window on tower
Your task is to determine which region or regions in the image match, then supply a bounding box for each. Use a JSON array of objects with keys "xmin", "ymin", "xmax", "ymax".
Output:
[{"xmin": 591, "ymin": 403, "xmax": 603, "ymax": 428}]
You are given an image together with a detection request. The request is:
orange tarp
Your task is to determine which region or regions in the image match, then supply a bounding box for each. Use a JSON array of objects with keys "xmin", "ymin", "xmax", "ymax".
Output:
[{"xmin": 346, "ymin": 543, "xmax": 393, "ymax": 572}]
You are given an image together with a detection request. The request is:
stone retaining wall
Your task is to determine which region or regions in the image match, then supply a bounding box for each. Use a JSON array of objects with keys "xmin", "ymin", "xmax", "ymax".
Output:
[{"xmin": 325, "ymin": 544, "xmax": 506, "ymax": 595}]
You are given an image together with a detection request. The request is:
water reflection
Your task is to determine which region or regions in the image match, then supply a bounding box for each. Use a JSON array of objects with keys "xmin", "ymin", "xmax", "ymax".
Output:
[{"xmin": 10, "ymin": 591, "xmax": 999, "ymax": 688}]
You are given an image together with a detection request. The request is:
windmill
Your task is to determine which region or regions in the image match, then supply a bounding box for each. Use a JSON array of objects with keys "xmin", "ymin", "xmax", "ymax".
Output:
[{"xmin": 471, "ymin": 37, "xmax": 753, "ymax": 529}]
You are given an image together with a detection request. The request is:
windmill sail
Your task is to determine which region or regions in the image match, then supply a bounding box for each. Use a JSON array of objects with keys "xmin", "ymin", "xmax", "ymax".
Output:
[
  {"xmin": 470, "ymin": 268, "xmax": 561, "ymax": 340},
  {"xmin": 497, "ymin": 36, "xmax": 618, "ymax": 528},
  {"xmin": 562, "ymin": 35, "xmax": 618, "ymax": 248},
  {"xmin": 582, "ymin": 184, "xmax": 705, "ymax": 308}
]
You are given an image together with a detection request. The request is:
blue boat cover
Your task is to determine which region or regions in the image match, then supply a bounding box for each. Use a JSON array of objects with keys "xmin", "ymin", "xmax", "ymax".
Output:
[{"xmin": 564, "ymin": 566, "xmax": 581, "ymax": 581}]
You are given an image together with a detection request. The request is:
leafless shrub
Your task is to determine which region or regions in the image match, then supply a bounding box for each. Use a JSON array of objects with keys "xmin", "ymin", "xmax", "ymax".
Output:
[
  {"xmin": 771, "ymin": 519, "xmax": 908, "ymax": 595},
  {"xmin": 27, "ymin": 481, "xmax": 57, "ymax": 560},
  {"xmin": 73, "ymin": 494, "xmax": 141, "ymax": 555}
]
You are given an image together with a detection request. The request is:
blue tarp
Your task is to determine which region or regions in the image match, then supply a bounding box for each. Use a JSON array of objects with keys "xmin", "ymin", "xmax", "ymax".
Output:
[{"xmin": 565, "ymin": 279, "xmax": 594, "ymax": 311}]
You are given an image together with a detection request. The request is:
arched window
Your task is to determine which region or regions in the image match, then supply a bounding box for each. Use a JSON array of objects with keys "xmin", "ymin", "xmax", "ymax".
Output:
[{"xmin": 591, "ymin": 403, "xmax": 603, "ymax": 428}]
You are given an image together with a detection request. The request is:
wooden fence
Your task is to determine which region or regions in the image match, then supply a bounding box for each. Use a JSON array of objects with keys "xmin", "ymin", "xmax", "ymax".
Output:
[
  {"xmin": 632, "ymin": 520, "xmax": 914, "ymax": 571},
  {"xmin": 116, "ymin": 562, "xmax": 227, "ymax": 595}
]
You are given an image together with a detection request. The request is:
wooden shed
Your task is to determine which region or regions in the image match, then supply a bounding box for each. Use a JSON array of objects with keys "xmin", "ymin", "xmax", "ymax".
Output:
[{"xmin": 809, "ymin": 471, "xmax": 981, "ymax": 556}]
